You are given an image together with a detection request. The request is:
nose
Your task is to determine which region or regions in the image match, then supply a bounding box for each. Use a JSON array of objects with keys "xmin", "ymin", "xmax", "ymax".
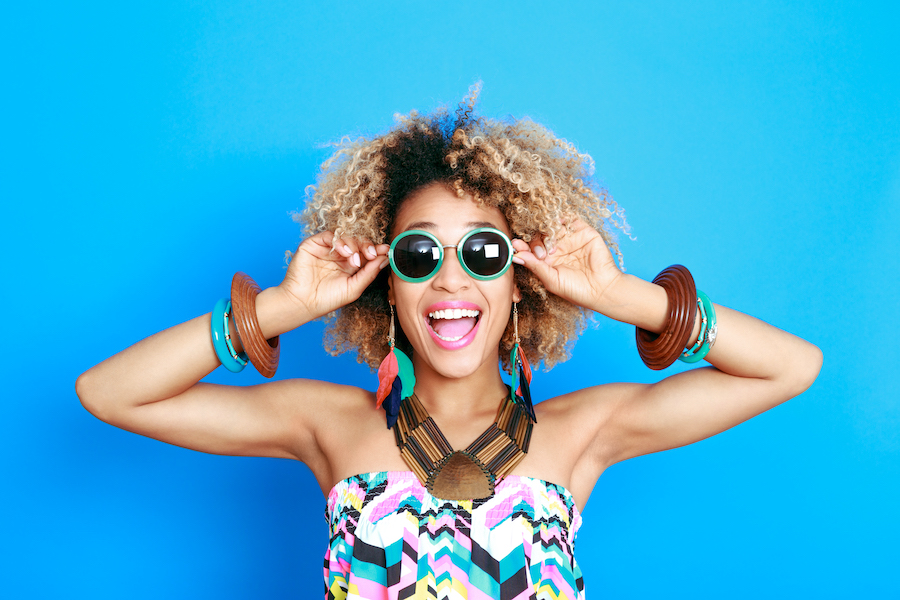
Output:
[{"xmin": 431, "ymin": 245, "xmax": 470, "ymax": 293}]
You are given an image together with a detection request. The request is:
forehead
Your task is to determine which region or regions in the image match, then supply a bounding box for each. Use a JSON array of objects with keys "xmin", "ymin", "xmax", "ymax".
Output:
[{"xmin": 392, "ymin": 185, "xmax": 510, "ymax": 236}]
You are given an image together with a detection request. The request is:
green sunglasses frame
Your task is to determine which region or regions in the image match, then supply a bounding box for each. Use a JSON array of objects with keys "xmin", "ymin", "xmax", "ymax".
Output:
[{"xmin": 388, "ymin": 227, "xmax": 515, "ymax": 283}]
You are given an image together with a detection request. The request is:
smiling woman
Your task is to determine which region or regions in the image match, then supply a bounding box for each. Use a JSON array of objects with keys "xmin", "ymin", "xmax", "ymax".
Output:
[{"xmin": 76, "ymin": 87, "xmax": 822, "ymax": 600}]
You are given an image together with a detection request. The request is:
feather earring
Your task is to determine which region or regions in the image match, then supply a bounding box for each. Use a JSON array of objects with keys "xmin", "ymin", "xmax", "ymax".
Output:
[
  {"xmin": 376, "ymin": 304, "xmax": 416, "ymax": 428},
  {"xmin": 509, "ymin": 303, "xmax": 536, "ymax": 423}
]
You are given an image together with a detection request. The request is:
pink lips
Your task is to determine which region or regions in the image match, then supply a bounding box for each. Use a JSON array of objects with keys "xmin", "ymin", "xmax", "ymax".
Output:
[{"xmin": 424, "ymin": 301, "xmax": 482, "ymax": 350}]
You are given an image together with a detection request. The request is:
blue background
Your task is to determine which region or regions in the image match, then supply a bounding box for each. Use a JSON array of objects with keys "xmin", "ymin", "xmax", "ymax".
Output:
[{"xmin": 3, "ymin": 1, "xmax": 899, "ymax": 597}]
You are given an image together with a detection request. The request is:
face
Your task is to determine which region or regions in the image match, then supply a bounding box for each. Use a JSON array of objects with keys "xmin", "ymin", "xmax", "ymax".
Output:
[{"xmin": 388, "ymin": 184, "xmax": 520, "ymax": 380}]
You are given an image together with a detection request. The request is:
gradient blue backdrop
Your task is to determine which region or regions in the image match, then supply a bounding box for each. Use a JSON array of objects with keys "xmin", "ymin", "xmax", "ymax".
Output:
[{"xmin": 3, "ymin": 1, "xmax": 899, "ymax": 598}]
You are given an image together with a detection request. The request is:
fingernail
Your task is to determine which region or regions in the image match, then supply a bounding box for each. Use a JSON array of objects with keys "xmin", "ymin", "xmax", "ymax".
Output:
[
  {"xmin": 366, "ymin": 246, "xmax": 376, "ymax": 258},
  {"xmin": 512, "ymin": 256, "xmax": 525, "ymax": 265},
  {"xmin": 380, "ymin": 258, "xmax": 390, "ymax": 268},
  {"xmin": 535, "ymin": 246, "xmax": 546, "ymax": 259},
  {"xmin": 351, "ymin": 253, "xmax": 361, "ymax": 267},
  {"xmin": 343, "ymin": 245, "xmax": 352, "ymax": 255}
]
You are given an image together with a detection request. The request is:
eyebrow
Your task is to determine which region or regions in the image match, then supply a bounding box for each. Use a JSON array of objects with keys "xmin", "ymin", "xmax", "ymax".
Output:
[{"xmin": 403, "ymin": 220, "xmax": 498, "ymax": 232}]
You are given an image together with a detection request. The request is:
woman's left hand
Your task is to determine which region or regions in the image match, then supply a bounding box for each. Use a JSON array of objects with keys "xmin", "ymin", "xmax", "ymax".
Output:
[{"xmin": 511, "ymin": 219, "xmax": 622, "ymax": 313}]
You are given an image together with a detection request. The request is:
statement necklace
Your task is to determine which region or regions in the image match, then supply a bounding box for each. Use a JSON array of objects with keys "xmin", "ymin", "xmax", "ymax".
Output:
[{"xmin": 393, "ymin": 392, "xmax": 535, "ymax": 501}]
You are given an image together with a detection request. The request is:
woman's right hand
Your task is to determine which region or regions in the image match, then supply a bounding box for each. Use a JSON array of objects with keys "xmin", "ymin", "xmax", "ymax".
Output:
[{"xmin": 278, "ymin": 231, "xmax": 390, "ymax": 326}]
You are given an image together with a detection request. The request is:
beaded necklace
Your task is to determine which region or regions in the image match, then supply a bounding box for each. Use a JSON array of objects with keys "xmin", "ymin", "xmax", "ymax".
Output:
[{"xmin": 392, "ymin": 392, "xmax": 535, "ymax": 501}]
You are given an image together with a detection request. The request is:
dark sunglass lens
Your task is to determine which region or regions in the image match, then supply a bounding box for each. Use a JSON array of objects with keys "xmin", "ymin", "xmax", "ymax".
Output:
[
  {"xmin": 393, "ymin": 234, "xmax": 440, "ymax": 279},
  {"xmin": 462, "ymin": 232, "xmax": 509, "ymax": 276}
]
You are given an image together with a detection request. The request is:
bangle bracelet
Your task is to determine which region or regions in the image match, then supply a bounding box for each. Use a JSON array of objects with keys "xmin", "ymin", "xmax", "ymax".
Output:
[
  {"xmin": 636, "ymin": 265, "xmax": 697, "ymax": 370},
  {"xmin": 679, "ymin": 290, "xmax": 717, "ymax": 363},
  {"xmin": 230, "ymin": 272, "xmax": 280, "ymax": 378},
  {"xmin": 211, "ymin": 298, "xmax": 248, "ymax": 372},
  {"xmin": 223, "ymin": 300, "xmax": 249, "ymax": 368},
  {"xmin": 680, "ymin": 295, "xmax": 709, "ymax": 358}
]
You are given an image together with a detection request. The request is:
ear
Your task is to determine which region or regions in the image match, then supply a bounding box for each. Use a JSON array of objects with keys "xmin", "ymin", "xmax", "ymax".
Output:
[
  {"xmin": 387, "ymin": 274, "xmax": 395, "ymax": 305},
  {"xmin": 512, "ymin": 284, "xmax": 522, "ymax": 303}
]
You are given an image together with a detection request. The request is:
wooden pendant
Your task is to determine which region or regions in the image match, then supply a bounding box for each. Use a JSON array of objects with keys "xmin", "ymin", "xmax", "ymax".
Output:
[{"xmin": 427, "ymin": 451, "xmax": 494, "ymax": 501}]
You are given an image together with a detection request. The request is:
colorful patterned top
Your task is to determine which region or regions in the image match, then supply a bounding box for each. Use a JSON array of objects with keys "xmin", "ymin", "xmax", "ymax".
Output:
[{"xmin": 325, "ymin": 471, "xmax": 584, "ymax": 600}]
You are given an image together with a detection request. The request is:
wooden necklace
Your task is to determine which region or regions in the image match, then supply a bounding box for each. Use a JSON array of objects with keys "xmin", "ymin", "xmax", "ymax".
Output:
[{"xmin": 392, "ymin": 392, "xmax": 535, "ymax": 501}]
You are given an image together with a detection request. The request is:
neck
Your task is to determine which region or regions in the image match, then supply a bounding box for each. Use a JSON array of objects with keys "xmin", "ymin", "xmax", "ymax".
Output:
[{"xmin": 410, "ymin": 354, "xmax": 509, "ymax": 420}]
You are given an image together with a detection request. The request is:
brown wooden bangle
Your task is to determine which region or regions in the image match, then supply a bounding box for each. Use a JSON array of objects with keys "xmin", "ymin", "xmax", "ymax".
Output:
[
  {"xmin": 230, "ymin": 272, "xmax": 279, "ymax": 378},
  {"xmin": 636, "ymin": 265, "xmax": 697, "ymax": 370}
]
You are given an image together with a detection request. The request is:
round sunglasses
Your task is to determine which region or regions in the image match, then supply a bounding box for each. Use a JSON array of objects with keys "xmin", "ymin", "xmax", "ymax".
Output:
[{"xmin": 388, "ymin": 227, "xmax": 514, "ymax": 282}]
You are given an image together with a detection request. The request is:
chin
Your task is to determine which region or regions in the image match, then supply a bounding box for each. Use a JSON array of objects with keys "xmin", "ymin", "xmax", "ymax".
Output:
[{"xmin": 418, "ymin": 346, "xmax": 496, "ymax": 381}]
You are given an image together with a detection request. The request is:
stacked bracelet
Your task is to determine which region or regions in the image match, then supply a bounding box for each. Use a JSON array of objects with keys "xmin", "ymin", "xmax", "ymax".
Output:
[
  {"xmin": 211, "ymin": 298, "xmax": 248, "ymax": 372},
  {"xmin": 230, "ymin": 272, "xmax": 280, "ymax": 378},
  {"xmin": 679, "ymin": 290, "xmax": 717, "ymax": 363},
  {"xmin": 636, "ymin": 265, "xmax": 697, "ymax": 370}
]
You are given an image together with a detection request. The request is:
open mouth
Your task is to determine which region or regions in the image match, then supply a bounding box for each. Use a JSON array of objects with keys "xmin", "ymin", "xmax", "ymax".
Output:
[{"xmin": 427, "ymin": 308, "xmax": 481, "ymax": 342}]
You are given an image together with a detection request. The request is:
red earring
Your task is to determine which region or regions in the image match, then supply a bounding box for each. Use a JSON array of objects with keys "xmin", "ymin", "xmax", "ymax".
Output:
[{"xmin": 376, "ymin": 304, "xmax": 416, "ymax": 429}]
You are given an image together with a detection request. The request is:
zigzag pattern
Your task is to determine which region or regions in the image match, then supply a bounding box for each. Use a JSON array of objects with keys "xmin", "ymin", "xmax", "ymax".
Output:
[{"xmin": 325, "ymin": 472, "xmax": 584, "ymax": 600}]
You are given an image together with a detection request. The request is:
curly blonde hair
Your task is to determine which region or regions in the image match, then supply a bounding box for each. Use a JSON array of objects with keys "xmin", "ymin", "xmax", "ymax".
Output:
[{"xmin": 299, "ymin": 87, "xmax": 628, "ymax": 371}]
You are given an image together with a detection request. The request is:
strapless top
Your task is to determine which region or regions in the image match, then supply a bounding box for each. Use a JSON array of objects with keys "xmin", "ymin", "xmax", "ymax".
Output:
[{"xmin": 324, "ymin": 471, "xmax": 584, "ymax": 600}]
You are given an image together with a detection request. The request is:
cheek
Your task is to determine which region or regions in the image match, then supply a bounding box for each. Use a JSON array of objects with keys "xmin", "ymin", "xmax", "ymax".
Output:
[
  {"xmin": 501, "ymin": 271, "xmax": 519, "ymax": 302},
  {"xmin": 390, "ymin": 282, "xmax": 422, "ymax": 332},
  {"xmin": 387, "ymin": 274, "xmax": 395, "ymax": 305}
]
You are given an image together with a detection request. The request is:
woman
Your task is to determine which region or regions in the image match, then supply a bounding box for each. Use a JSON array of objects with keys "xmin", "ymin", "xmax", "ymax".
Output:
[{"xmin": 76, "ymin": 94, "xmax": 822, "ymax": 599}]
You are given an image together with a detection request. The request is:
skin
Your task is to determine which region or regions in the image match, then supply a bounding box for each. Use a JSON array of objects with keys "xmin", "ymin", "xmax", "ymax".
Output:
[{"xmin": 76, "ymin": 184, "xmax": 823, "ymax": 511}]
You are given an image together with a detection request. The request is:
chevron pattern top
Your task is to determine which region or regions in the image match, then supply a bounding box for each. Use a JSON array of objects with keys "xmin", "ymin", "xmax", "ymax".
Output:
[{"xmin": 325, "ymin": 471, "xmax": 584, "ymax": 600}]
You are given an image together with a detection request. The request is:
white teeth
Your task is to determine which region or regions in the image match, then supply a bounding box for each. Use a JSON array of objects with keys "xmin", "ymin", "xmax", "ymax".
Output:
[
  {"xmin": 434, "ymin": 332, "xmax": 465, "ymax": 342},
  {"xmin": 427, "ymin": 309, "xmax": 480, "ymax": 320}
]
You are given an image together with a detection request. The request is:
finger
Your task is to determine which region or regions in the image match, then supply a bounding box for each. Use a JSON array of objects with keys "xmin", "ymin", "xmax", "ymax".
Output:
[
  {"xmin": 510, "ymin": 245, "xmax": 560, "ymax": 289},
  {"xmin": 513, "ymin": 236, "xmax": 549, "ymax": 261},
  {"xmin": 296, "ymin": 231, "xmax": 341, "ymax": 262},
  {"xmin": 304, "ymin": 230, "xmax": 334, "ymax": 250},
  {"xmin": 358, "ymin": 244, "xmax": 390, "ymax": 269},
  {"xmin": 511, "ymin": 239, "xmax": 529, "ymax": 265},
  {"xmin": 529, "ymin": 237, "xmax": 548, "ymax": 260},
  {"xmin": 362, "ymin": 240, "xmax": 378, "ymax": 260},
  {"xmin": 344, "ymin": 235, "xmax": 378, "ymax": 261},
  {"xmin": 331, "ymin": 235, "xmax": 352, "ymax": 257},
  {"xmin": 348, "ymin": 252, "xmax": 390, "ymax": 289},
  {"xmin": 511, "ymin": 238, "xmax": 531, "ymax": 254},
  {"xmin": 332, "ymin": 236, "xmax": 364, "ymax": 268},
  {"xmin": 369, "ymin": 244, "xmax": 391, "ymax": 269}
]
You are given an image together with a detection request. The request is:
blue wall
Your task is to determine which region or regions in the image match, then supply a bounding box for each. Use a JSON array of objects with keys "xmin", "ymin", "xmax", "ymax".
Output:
[{"xmin": 3, "ymin": 1, "xmax": 899, "ymax": 597}]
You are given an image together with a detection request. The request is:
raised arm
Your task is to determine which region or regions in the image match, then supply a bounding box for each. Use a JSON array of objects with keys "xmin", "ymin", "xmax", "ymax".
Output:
[
  {"xmin": 76, "ymin": 233, "xmax": 389, "ymax": 464},
  {"xmin": 512, "ymin": 220, "xmax": 823, "ymax": 469}
]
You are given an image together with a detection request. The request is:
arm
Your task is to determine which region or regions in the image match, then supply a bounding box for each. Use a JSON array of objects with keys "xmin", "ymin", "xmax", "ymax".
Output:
[
  {"xmin": 512, "ymin": 221, "xmax": 823, "ymax": 468},
  {"xmin": 587, "ymin": 273, "xmax": 822, "ymax": 465},
  {"xmin": 76, "ymin": 233, "xmax": 389, "ymax": 464}
]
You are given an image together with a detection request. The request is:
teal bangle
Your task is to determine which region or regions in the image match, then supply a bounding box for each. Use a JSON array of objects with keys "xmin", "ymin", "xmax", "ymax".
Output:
[
  {"xmin": 223, "ymin": 301, "xmax": 249, "ymax": 368},
  {"xmin": 211, "ymin": 298, "xmax": 248, "ymax": 373},
  {"xmin": 679, "ymin": 290, "xmax": 717, "ymax": 364},
  {"xmin": 681, "ymin": 296, "xmax": 709, "ymax": 357}
]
